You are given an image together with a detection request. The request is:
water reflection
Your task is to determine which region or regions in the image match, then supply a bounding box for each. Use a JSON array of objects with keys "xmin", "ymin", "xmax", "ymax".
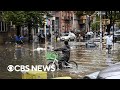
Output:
[
  {"xmin": 14, "ymin": 46, "xmax": 22, "ymax": 59},
  {"xmin": 0, "ymin": 43, "xmax": 47, "ymax": 79},
  {"xmin": 106, "ymin": 54, "xmax": 114, "ymax": 66},
  {"xmin": 0, "ymin": 41, "xmax": 120, "ymax": 79}
]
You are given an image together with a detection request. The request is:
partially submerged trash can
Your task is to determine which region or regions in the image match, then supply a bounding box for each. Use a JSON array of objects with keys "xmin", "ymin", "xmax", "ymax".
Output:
[
  {"xmin": 86, "ymin": 41, "xmax": 97, "ymax": 48},
  {"xmin": 22, "ymin": 71, "xmax": 47, "ymax": 79},
  {"xmin": 52, "ymin": 76, "xmax": 72, "ymax": 79}
]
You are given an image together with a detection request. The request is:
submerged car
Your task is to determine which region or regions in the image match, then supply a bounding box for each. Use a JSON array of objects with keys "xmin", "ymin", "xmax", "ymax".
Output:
[
  {"xmin": 114, "ymin": 30, "xmax": 120, "ymax": 41},
  {"xmin": 83, "ymin": 62, "xmax": 120, "ymax": 79}
]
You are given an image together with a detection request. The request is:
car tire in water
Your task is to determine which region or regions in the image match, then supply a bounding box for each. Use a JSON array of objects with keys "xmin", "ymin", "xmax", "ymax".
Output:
[{"xmin": 83, "ymin": 76, "xmax": 91, "ymax": 79}]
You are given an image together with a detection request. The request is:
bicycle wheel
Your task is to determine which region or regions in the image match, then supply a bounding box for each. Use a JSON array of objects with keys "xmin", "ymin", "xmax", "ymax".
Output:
[
  {"xmin": 68, "ymin": 61, "xmax": 78, "ymax": 70},
  {"xmin": 47, "ymin": 62, "xmax": 58, "ymax": 71}
]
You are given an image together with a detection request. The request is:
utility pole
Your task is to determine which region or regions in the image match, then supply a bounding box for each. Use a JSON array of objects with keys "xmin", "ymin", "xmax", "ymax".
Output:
[
  {"xmin": 50, "ymin": 18, "xmax": 53, "ymax": 50},
  {"xmin": 44, "ymin": 14, "xmax": 47, "ymax": 64},
  {"xmin": 113, "ymin": 20, "xmax": 115, "ymax": 50},
  {"xmin": 100, "ymin": 11, "xmax": 102, "ymax": 50},
  {"xmin": 94, "ymin": 13, "xmax": 97, "ymax": 39},
  {"xmin": 72, "ymin": 12, "xmax": 74, "ymax": 31},
  {"xmin": 88, "ymin": 15, "xmax": 90, "ymax": 32},
  {"xmin": 86, "ymin": 15, "xmax": 88, "ymax": 32},
  {"xmin": 53, "ymin": 16, "xmax": 56, "ymax": 49}
]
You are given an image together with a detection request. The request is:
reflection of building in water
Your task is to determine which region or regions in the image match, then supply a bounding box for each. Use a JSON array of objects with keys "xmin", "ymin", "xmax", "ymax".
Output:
[
  {"xmin": 14, "ymin": 47, "xmax": 22, "ymax": 59},
  {"xmin": 106, "ymin": 54, "xmax": 114, "ymax": 66}
]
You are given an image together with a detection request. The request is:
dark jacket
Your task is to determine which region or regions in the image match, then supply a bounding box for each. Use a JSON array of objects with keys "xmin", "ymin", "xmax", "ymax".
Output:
[
  {"xmin": 54, "ymin": 45, "xmax": 70, "ymax": 58},
  {"xmin": 15, "ymin": 36, "xmax": 20, "ymax": 42}
]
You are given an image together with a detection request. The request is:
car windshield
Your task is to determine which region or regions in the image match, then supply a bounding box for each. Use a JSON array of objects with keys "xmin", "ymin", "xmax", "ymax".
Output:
[
  {"xmin": 116, "ymin": 32, "xmax": 120, "ymax": 34},
  {"xmin": 64, "ymin": 33, "xmax": 69, "ymax": 36}
]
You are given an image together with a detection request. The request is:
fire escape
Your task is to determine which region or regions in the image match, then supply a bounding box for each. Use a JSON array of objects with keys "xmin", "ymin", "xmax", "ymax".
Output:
[{"xmin": 64, "ymin": 11, "xmax": 72, "ymax": 32}]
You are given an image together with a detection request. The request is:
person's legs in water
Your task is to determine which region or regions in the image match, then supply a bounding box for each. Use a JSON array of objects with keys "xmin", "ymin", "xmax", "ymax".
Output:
[
  {"xmin": 58, "ymin": 60, "xmax": 62, "ymax": 69},
  {"xmin": 108, "ymin": 45, "xmax": 112, "ymax": 54},
  {"xmin": 64, "ymin": 57, "xmax": 69, "ymax": 66},
  {"xmin": 58, "ymin": 56, "xmax": 65, "ymax": 69}
]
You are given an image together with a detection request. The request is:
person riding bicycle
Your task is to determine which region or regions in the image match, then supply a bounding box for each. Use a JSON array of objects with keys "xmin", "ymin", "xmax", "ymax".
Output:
[
  {"xmin": 54, "ymin": 41, "xmax": 70, "ymax": 69},
  {"xmin": 106, "ymin": 32, "xmax": 113, "ymax": 54}
]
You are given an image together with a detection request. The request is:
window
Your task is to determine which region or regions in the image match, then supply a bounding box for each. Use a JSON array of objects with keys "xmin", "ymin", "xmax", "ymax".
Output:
[{"xmin": 0, "ymin": 21, "xmax": 7, "ymax": 32}]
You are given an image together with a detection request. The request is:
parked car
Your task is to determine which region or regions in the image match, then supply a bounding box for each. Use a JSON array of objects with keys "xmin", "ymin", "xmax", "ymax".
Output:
[
  {"xmin": 85, "ymin": 31, "xmax": 94, "ymax": 40},
  {"xmin": 86, "ymin": 31, "xmax": 94, "ymax": 37},
  {"xmin": 60, "ymin": 32, "xmax": 76, "ymax": 41},
  {"xmin": 83, "ymin": 62, "xmax": 120, "ymax": 79},
  {"xmin": 114, "ymin": 30, "xmax": 120, "ymax": 41}
]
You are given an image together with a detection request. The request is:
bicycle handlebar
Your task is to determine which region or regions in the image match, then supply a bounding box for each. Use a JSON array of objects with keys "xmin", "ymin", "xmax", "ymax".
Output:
[{"xmin": 53, "ymin": 51, "xmax": 59, "ymax": 55}]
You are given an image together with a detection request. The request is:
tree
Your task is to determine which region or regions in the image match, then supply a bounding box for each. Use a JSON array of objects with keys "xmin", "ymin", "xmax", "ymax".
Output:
[
  {"xmin": 75, "ymin": 11, "xmax": 95, "ymax": 17},
  {"xmin": 105, "ymin": 11, "xmax": 120, "ymax": 34},
  {"xmin": 91, "ymin": 22, "xmax": 100, "ymax": 31},
  {"xmin": 91, "ymin": 13, "xmax": 100, "ymax": 32},
  {"xmin": 1, "ymin": 11, "xmax": 51, "ymax": 42},
  {"xmin": 75, "ymin": 11, "xmax": 95, "ymax": 32}
]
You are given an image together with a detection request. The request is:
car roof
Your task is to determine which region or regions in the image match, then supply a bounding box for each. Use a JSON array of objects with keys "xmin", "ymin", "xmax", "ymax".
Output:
[
  {"xmin": 116, "ymin": 30, "xmax": 120, "ymax": 32},
  {"xmin": 98, "ymin": 64, "xmax": 120, "ymax": 79}
]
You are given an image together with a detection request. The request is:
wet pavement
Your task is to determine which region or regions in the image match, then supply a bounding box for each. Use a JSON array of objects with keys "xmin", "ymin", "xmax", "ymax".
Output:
[{"xmin": 0, "ymin": 40, "xmax": 120, "ymax": 79}]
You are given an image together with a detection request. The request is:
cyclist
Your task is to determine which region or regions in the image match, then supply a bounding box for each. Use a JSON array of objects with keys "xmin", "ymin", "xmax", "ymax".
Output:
[{"xmin": 54, "ymin": 41, "xmax": 70, "ymax": 69}]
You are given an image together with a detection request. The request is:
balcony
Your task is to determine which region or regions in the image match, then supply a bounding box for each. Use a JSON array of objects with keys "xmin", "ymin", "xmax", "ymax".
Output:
[
  {"xmin": 64, "ymin": 16, "xmax": 71, "ymax": 20},
  {"xmin": 64, "ymin": 16, "xmax": 72, "ymax": 23}
]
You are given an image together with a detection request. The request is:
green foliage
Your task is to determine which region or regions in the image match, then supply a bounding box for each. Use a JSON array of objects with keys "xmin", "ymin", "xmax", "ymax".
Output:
[
  {"xmin": 117, "ymin": 22, "xmax": 120, "ymax": 28},
  {"xmin": 1, "ymin": 11, "xmax": 50, "ymax": 27},
  {"xmin": 75, "ymin": 11, "xmax": 95, "ymax": 17},
  {"xmin": 91, "ymin": 22, "xmax": 100, "ymax": 31},
  {"xmin": 2, "ymin": 11, "xmax": 25, "ymax": 25},
  {"xmin": 106, "ymin": 11, "xmax": 120, "ymax": 21}
]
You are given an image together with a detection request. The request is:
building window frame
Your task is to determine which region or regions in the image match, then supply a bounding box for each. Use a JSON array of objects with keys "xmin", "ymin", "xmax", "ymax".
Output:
[{"xmin": 0, "ymin": 21, "xmax": 7, "ymax": 32}]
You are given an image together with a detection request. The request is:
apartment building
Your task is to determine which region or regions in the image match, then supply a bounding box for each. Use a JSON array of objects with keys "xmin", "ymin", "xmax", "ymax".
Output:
[{"xmin": 51, "ymin": 11, "xmax": 80, "ymax": 35}]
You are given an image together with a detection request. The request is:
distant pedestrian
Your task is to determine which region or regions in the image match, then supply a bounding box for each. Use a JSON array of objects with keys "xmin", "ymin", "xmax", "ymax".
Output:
[
  {"xmin": 15, "ymin": 35, "xmax": 20, "ymax": 44},
  {"xmin": 79, "ymin": 34, "xmax": 81, "ymax": 41},
  {"xmin": 55, "ymin": 32, "xmax": 58, "ymax": 42},
  {"xmin": 19, "ymin": 35, "xmax": 24, "ymax": 44},
  {"xmin": 33, "ymin": 34, "xmax": 39, "ymax": 48},
  {"xmin": 29, "ymin": 34, "xmax": 33, "ymax": 43},
  {"xmin": 47, "ymin": 32, "xmax": 51, "ymax": 42},
  {"xmin": 106, "ymin": 33, "xmax": 113, "ymax": 54},
  {"xmin": 33, "ymin": 34, "xmax": 38, "ymax": 43}
]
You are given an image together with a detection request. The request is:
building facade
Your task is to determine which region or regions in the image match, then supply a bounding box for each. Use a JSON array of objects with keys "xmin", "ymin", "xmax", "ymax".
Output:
[{"xmin": 51, "ymin": 11, "xmax": 80, "ymax": 34}]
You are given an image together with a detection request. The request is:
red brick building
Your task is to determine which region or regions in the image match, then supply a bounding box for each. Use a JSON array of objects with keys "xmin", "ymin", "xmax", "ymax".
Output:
[{"xmin": 52, "ymin": 11, "xmax": 80, "ymax": 34}]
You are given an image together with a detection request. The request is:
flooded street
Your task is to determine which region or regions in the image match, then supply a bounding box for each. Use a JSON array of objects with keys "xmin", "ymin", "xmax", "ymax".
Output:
[
  {"xmin": 0, "ymin": 43, "xmax": 45, "ymax": 79},
  {"xmin": 0, "ymin": 41, "xmax": 120, "ymax": 79},
  {"xmin": 1, "ymin": 11, "xmax": 120, "ymax": 79}
]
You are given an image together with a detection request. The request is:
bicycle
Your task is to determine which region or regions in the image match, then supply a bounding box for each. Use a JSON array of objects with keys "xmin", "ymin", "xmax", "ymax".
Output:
[{"xmin": 46, "ymin": 51, "xmax": 78, "ymax": 71}]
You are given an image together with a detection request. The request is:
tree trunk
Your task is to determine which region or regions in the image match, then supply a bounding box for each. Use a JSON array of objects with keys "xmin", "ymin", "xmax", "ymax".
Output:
[
  {"xmin": 28, "ymin": 23, "xmax": 31, "ymax": 43},
  {"xmin": 36, "ymin": 25, "xmax": 38, "ymax": 33},
  {"xmin": 106, "ymin": 11, "xmax": 112, "ymax": 34},
  {"xmin": 16, "ymin": 25, "xmax": 21, "ymax": 36}
]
